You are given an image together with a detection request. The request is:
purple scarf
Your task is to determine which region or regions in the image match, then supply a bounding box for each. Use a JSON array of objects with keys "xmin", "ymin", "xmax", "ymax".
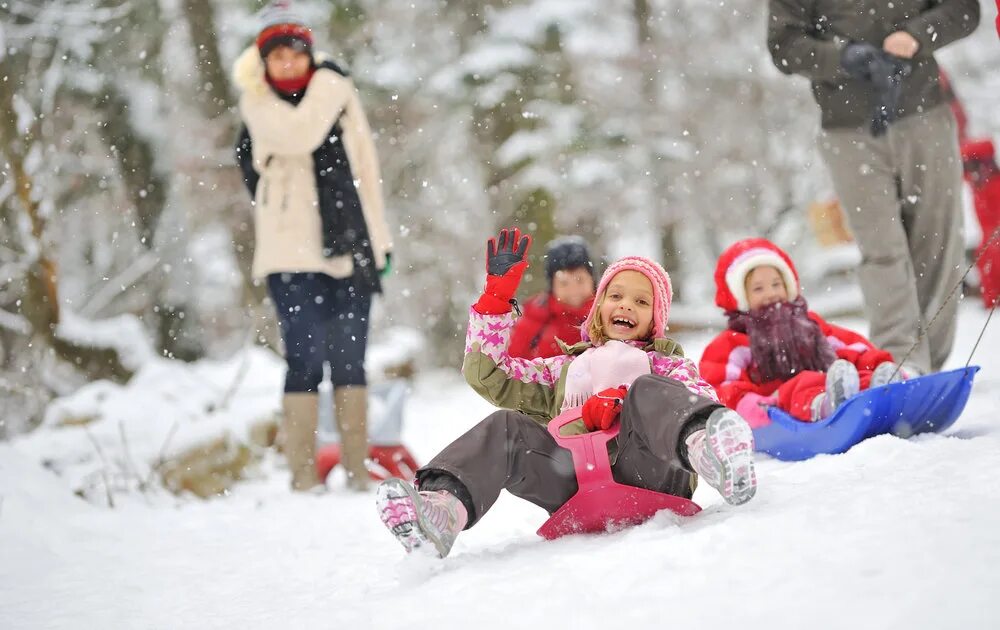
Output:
[{"xmin": 726, "ymin": 296, "xmax": 836, "ymax": 384}]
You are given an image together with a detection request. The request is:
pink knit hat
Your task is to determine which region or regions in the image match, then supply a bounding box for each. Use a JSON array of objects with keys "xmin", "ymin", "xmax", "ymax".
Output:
[{"xmin": 581, "ymin": 256, "xmax": 673, "ymax": 342}]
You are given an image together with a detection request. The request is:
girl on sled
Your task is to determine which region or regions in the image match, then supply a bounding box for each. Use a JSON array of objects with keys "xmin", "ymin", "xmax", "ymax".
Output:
[
  {"xmin": 376, "ymin": 228, "xmax": 757, "ymax": 558},
  {"xmin": 699, "ymin": 238, "xmax": 908, "ymax": 427}
]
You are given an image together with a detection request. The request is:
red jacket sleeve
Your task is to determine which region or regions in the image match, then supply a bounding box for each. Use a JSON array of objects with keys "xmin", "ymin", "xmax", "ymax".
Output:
[
  {"xmin": 699, "ymin": 331, "xmax": 775, "ymax": 409},
  {"xmin": 508, "ymin": 296, "xmax": 548, "ymax": 359}
]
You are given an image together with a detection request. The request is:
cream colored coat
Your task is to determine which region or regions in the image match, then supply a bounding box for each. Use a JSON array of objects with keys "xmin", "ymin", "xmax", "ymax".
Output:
[{"xmin": 233, "ymin": 47, "xmax": 391, "ymax": 280}]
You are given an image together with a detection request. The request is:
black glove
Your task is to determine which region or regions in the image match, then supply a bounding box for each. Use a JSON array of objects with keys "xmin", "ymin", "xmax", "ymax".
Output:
[
  {"xmin": 840, "ymin": 42, "xmax": 880, "ymax": 80},
  {"xmin": 870, "ymin": 54, "xmax": 910, "ymax": 137},
  {"xmin": 841, "ymin": 43, "xmax": 911, "ymax": 137},
  {"xmin": 486, "ymin": 227, "xmax": 531, "ymax": 277}
]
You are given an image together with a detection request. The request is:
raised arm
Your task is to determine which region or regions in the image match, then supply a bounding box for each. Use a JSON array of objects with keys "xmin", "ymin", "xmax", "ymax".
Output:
[
  {"xmin": 462, "ymin": 228, "xmax": 570, "ymax": 420},
  {"xmin": 463, "ymin": 308, "xmax": 568, "ymax": 419}
]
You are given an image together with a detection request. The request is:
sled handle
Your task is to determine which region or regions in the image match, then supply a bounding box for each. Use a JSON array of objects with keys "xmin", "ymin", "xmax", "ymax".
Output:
[{"xmin": 546, "ymin": 407, "xmax": 617, "ymax": 489}]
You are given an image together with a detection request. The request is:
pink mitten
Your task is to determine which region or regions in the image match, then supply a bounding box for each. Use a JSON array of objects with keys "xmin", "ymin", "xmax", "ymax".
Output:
[{"xmin": 735, "ymin": 393, "xmax": 778, "ymax": 429}]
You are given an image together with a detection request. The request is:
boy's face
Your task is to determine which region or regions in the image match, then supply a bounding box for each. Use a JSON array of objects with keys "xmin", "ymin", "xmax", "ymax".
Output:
[
  {"xmin": 552, "ymin": 267, "xmax": 595, "ymax": 308},
  {"xmin": 745, "ymin": 265, "xmax": 788, "ymax": 310},
  {"xmin": 265, "ymin": 46, "xmax": 312, "ymax": 80},
  {"xmin": 599, "ymin": 270, "xmax": 654, "ymax": 342}
]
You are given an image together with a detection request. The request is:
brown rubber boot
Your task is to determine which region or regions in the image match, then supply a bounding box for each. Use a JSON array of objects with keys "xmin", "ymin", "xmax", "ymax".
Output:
[
  {"xmin": 335, "ymin": 385, "xmax": 370, "ymax": 491},
  {"xmin": 281, "ymin": 393, "xmax": 324, "ymax": 492}
]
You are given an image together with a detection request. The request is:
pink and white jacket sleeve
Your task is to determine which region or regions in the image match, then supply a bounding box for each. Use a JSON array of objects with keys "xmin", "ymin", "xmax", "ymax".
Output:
[
  {"xmin": 650, "ymin": 354, "xmax": 721, "ymax": 403},
  {"xmin": 465, "ymin": 307, "xmax": 570, "ymax": 387}
]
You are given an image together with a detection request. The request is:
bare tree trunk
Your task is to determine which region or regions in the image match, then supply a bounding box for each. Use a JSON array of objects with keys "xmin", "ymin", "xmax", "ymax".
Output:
[
  {"xmin": 513, "ymin": 188, "xmax": 558, "ymax": 297},
  {"xmin": 96, "ymin": 87, "xmax": 168, "ymax": 248},
  {"xmin": 0, "ymin": 54, "xmax": 132, "ymax": 384},
  {"xmin": 180, "ymin": 0, "xmax": 234, "ymax": 122},
  {"xmin": 634, "ymin": 0, "xmax": 681, "ymax": 294}
]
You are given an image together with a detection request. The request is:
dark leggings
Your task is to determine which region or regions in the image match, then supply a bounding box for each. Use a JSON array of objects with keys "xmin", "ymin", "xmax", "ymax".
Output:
[{"xmin": 267, "ymin": 272, "xmax": 372, "ymax": 392}]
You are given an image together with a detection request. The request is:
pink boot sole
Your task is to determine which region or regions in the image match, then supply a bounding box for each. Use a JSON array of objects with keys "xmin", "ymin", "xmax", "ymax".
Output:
[
  {"xmin": 376, "ymin": 479, "xmax": 450, "ymax": 558},
  {"xmin": 704, "ymin": 410, "xmax": 757, "ymax": 506}
]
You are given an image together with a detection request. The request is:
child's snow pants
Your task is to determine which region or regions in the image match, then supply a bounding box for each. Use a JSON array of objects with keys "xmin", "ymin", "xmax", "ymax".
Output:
[{"xmin": 416, "ymin": 374, "xmax": 721, "ymax": 527}]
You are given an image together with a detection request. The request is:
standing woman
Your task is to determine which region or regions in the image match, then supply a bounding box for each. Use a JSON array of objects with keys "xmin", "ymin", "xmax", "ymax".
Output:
[{"xmin": 234, "ymin": 1, "xmax": 392, "ymax": 492}]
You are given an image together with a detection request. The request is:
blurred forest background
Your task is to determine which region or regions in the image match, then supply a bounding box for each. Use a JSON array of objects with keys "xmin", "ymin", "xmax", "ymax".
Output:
[{"xmin": 2, "ymin": 0, "xmax": 997, "ymax": 437}]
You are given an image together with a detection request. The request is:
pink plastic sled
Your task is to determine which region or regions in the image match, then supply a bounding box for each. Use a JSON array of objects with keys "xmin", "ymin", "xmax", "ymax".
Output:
[{"xmin": 536, "ymin": 407, "xmax": 701, "ymax": 540}]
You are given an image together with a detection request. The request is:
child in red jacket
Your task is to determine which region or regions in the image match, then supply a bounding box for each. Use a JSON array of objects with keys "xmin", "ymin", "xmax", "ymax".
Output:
[
  {"xmin": 508, "ymin": 236, "xmax": 596, "ymax": 359},
  {"xmin": 700, "ymin": 239, "xmax": 906, "ymax": 426},
  {"xmin": 962, "ymin": 140, "xmax": 1000, "ymax": 308}
]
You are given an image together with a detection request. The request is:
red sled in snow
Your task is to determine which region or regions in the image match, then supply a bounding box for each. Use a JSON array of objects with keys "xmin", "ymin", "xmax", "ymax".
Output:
[
  {"xmin": 753, "ymin": 366, "xmax": 979, "ymax": 462},
  {"xmin": 537, "ymin": 407, "xmax": 701, "ymax": 540},
  {"xmin": 316, "ymin": 443, "xmax": 419, "ymax": 482},
  {"xmin": 315, "ymin": 379, "xmax": 420, "ymax": 482}
]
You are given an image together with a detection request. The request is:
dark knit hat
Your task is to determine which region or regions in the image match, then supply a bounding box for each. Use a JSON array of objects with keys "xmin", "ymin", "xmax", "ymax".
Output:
[
  {"xmin": 544, "ymin": 236, "xmax": 594, "ymax": 283},
  {"xmin": 256, "ymin": 0, "xmax": 313, "ymax": 58}
]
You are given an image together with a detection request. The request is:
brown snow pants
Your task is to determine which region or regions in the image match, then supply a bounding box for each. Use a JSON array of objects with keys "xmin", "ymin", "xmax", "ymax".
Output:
[{"xmin": 416, "ymin": 374, "xmax": 721, "ymax": 527}]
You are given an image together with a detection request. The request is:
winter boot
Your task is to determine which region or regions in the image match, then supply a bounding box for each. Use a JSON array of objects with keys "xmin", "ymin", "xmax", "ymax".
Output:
[
  {"xmin": 335, "ymin": 385, "xmax": 370, "ymax": 491},
  {"xmin": 810, "ymin": 359, "xmax": 860, "ymax": 420},
  {"xmin": 870, "ymin": 361, "xmax": 905, "ymax": 388},
  {"xmin": 281, "ymin": 393, "xmax": 324, "ymax": 492},
  {"xmin": 376, "ymin": 478, "xmax": 468, "ymax": 558},
  {"xmin": 685, "ymin": 408, "xmax": 757, "ymax": 506}
]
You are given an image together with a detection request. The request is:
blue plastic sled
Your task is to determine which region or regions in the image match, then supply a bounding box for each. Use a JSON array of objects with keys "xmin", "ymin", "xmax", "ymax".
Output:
[{"xmin": 753, "ymin": 366, "xmax": 979, "ymax": 461}]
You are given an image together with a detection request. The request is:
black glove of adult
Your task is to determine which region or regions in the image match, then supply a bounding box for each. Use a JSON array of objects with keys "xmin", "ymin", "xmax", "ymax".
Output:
[
  {"xmin": 840, "ymin": 43, "xmax": 912, "ymax": 137},
  {"xmin": 840, "ymin": 42, "xmax": 881, "ymax": 81}
]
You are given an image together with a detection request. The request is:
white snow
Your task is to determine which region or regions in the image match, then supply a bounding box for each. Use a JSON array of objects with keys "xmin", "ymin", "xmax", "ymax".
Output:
[
  {"xmin": 2, "ymin": 302, "xmax": 999, "ymax": 629},
  {"xmin": 55, "ymin": 310, "xmax": 158, "ymax": 371}
]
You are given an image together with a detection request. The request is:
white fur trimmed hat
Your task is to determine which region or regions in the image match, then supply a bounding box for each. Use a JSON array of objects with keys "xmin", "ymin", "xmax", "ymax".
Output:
[{"xmin": 714, "ymin": 238, "xmax": 799, "ymax": 312}]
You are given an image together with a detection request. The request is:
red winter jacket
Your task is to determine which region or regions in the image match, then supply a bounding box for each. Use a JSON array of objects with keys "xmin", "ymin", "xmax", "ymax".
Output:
[
  {"xmin": 508, "ymin": 293, "xmax": 594, "ymax": 359},
  {"xmin": 969, "ymin": 170, "xmax": 1000, "ymax": 307},
  {"xmin": 699, "ymin": 311, "xmax": 893, "ymax": 409}
]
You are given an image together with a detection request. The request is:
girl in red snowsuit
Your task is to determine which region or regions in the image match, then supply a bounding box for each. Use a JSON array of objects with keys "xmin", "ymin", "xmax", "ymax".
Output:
[{"xmin": 699, "ymin": 239, "xmax": 904, "ymax": 425}]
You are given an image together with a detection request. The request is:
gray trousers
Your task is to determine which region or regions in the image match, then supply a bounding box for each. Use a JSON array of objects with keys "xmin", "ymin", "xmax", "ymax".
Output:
[
  {"xmin": 417, "ymin": 374, "xmax": 720, "ymax": 527},
  {"xmin": 817, "ymin": 105, "xmax": 964, "ymax": 373}
]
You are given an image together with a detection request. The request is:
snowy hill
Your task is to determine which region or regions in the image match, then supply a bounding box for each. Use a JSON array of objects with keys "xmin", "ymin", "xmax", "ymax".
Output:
[{"xmin": 2, "ymin": 301, "xmax": 999, "ymax": 629}]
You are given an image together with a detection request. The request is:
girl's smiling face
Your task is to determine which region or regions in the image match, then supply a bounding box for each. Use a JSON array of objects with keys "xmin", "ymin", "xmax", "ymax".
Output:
[
  {"xmin": 598, "ymin": 270, "xmax": 654, "ymax": 341},
  {"xmin": 745, "ymin": 265, "xmax": 789, "ymax": 311}
]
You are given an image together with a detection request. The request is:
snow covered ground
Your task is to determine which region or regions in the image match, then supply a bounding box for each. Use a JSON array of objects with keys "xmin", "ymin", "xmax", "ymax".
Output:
[{"xmin": 2, "ymin": 301, "xmax": 999, "ymax": 630}]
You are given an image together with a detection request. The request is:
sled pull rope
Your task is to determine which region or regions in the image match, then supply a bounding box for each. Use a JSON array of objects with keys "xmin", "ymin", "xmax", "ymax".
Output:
[
  {"xmin": 890, "ymin": 224, "xmax": 1000, "ymax": 380},
  {"xmin": 966, "ymin": 295, "xmax": 997, "ymax": 368}
]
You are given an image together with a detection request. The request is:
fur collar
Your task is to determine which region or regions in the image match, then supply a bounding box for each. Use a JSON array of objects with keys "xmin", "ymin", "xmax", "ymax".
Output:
[{"xmin": 232, "ymin": 46, "xmax": 338, "ymax": 96}]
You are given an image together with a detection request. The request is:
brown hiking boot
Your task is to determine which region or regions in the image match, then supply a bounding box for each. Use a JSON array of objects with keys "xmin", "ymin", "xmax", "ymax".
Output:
[
  {"xmin": 335, "ymin": 385, "xmax": 371, "ymax": 491},
  {"xmin": 281, "ymin": 393, "xmax": 324, "ymax": 492}
]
